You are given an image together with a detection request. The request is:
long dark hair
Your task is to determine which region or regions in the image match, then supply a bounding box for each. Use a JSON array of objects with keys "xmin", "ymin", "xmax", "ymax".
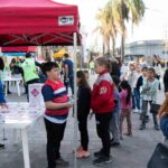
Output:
[
  {"xmin": 120, "ymin": 80, "xmax": 132, "ymax": 105},
  {"xmin": 77, "ymin": 70, "xmax": 90, "ymax": 88}
]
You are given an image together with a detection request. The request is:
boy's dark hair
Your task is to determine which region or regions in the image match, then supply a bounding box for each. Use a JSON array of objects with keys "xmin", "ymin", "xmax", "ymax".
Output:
[
  {"xmin": 141, "ymin": 66, "xmax": 148, "ymax": 71},
  {"xmin": 64, "ymin": 53, "xmax": 69, "ymax": 58},
  {"xmin": 25, "ymin": 52, "xmax": 31, "ymax": 58},
  {"xmin": 148, "ymin": 67, "xmax": 156, "ymax": 74},
  {"xmin": 84, "ymin": 70, "xmax": 89, "ymax": 74},
  {"xmin": 41, "ymin": 62, "xmax": 58, "ymax": 75},
  {"xmin": 0, "ymin": 57, "xmax": 5, "ymax": 71}
]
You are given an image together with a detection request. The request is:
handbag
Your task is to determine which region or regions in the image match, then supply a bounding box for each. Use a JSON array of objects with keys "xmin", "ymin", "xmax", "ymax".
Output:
[
  {"xmin": 150, "ymin": 103, "xmax": 160, "ymax": 114},
  {"xmin": 147, "ymin": 143, "xmax": 168, "ymax": 168}
]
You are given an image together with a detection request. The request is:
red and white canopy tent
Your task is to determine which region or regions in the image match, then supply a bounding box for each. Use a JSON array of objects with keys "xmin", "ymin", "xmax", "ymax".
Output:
[
  {"xmin": 0, "ymin": 0, "xmax": 80, "ymax": 46},
  {"xmin": 0, "ymin": 0, "xmax": 80, "ymax": 168}
]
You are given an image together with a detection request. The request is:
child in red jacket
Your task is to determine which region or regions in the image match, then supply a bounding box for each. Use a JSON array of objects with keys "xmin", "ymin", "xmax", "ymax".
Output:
[{"xmin": 91, "ymin": 57, "xmax": 115, "ymax": 164}]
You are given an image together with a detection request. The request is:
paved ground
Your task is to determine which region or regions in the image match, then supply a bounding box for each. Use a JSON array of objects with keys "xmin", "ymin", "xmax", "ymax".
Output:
[{"xmin": 0, "ymin": 80, "xmax": 166, "ymax": 168}]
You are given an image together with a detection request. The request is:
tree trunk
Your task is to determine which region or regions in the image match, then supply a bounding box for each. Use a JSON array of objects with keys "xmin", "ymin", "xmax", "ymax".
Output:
[
  {"xmin": 121, "ymin": 34, "xmax": 125, "ymax": 62},
  {"xmin": 103, "ymin": 42, "xmax": 105, "ymax": 55},
  {"xmin": 120, "ymin": 0, "xmax": 125, "ymax": 63},
  {"xmin": 107, "ymin": 41, "xmax": 110, "ymax": 54},
  {"xmin": 112, "ymin": 37, "xmax": 116, "ymax": 57}
]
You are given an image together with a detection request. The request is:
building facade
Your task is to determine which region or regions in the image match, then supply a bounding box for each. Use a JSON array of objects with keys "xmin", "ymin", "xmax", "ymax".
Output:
[{"xmin": 125, "ymin": 40, "xmax": 168, "ymax": 60}]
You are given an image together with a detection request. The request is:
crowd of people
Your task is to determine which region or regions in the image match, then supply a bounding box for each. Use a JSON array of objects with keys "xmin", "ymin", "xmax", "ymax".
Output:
[{"xmin": 0, "ymin": 53, "xmax": 168, "ymax": 168}]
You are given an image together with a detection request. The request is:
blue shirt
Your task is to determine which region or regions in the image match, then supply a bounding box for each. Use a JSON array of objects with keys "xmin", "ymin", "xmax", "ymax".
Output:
[{"xmin": 63, "ymin": 59, "xmax": 74, "ymax": 77}]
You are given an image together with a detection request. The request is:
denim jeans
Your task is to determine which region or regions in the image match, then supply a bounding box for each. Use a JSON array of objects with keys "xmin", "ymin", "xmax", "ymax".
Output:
[
  {"xmin": 132, "ymin": 88, "xmax": 140, "ymax": 110},
  {"xmin": 64, "ymin": 76, "xmax": 74, "ymax": 94},
  {"xmin": 110, "ymin": 111, "xmax": 120, "ymax": 143}
]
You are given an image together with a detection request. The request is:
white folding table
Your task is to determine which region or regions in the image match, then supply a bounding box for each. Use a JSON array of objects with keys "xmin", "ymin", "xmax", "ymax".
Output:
[
  {"xmin": 0, "ymin": 102, "xmax": 44, "ymax": 168},
  {"xmin": 4, "ymin": 75, "xmax": 23, "ymax": 96}
]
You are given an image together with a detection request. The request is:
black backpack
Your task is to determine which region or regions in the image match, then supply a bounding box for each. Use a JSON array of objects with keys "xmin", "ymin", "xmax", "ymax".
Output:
[{"xmin": 147, "ymin": 143, "xmax": 168, "ymax": 168}]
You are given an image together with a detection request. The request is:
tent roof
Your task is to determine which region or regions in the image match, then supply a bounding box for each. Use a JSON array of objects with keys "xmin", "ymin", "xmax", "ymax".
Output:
[{"xmin": 0, "ymin": 0, "xmax": 80, "ymax": 46}]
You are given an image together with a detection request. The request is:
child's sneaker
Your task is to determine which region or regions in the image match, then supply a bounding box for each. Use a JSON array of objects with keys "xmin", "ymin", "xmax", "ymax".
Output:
[
  {"xmin": 154, "ymin": 125, "xmax": 160, "ymax": 131},
  {"xmin": 93, "ymin": 155, "xmax": 112, "ymax": 165},
  {"xmin": 56, "ymin": 157, "xmax": 69, "ymax": 167},
  {"xmin": 77, "ymin": 146, "xmax": 83, "ymax": 152},
  {"xmin": 94, "ymin": 149, "xmax": 104, "ymax": 158},
  {"xmin": 72, "ymin": 146, "xmax": 83, "ymax": 153},
  {"xmin": 83, "ymin": 150, "xmax": 90, "ymax": 158},
  {"xmin": 76, "ymin": 150, "xmax": 90, "ymax": 159},
  {"xmin": 110, "ymin": 141, "xmax": 120, "ymax": 147},
  {"xmin": 139, "ymin": 124, "xmax": 146, "ymax": 130},
  {"xmin": 0, "ymin": 144, "xmax": 5, "ymax": 149},
  {"xmin": 124, "ymin": 132, "xmax": 133, "ymax": 136}
]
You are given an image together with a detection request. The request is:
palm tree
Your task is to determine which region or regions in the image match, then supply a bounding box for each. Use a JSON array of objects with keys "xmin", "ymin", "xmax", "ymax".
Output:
[
  {"xmin": 96, "ymin": 6, "xmax": 118, "ymax": 56},
  {"xmin": 95, "ymin": 0, "xmax": 145, "ymax": 59},
  {"xmin": 109, "ymin": 0, "xmax": 145, "ymax": 61},
  {"xmin": 95, "ymin": 9, "xmax": 111, "ymax": 54},
  {"xmin": 104, "ymin": 2, "xmax": 117, "ymax": 57}
]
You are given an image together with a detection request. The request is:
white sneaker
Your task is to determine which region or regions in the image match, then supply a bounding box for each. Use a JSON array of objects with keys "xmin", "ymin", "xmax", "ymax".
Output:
[
  {"xmin": 133, "ymin": 108, "xmax": 139, "ymax": 113},
  {"xmin": 137, "ymin": 109, "xmax": 141, "ymax": 113}
]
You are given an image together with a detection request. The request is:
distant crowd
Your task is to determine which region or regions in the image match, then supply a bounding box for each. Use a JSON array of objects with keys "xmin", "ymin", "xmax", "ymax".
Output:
[{"xmin": 0, "ymin": 53, "xmax": 168, "ymax": 167}]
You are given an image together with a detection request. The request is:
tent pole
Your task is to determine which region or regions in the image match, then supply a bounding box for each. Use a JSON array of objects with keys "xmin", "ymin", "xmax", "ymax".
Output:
[
  {"xmin": 80, "ymin": 45, "xmax": 84, "ymax": 69},
  {"xmin": 73, "ymin": 32, "xmax": 78, "ymax": 168}
]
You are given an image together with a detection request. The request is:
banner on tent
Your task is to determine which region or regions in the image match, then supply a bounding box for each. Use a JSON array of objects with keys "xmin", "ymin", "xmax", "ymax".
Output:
[{"xmin": 58, "ymin": 16, "xmax": 74, "ymax": 26}]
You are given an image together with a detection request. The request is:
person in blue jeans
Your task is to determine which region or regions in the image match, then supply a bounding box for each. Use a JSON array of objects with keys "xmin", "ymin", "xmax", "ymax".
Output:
[
  {"xmin": 127, "ymin": 63, "xmax": 140, "ymax": 112},
  {"xmin": 135, "ymin": 66, "xmax": 148, "ymax": 113},
  {"xmin": 110, "ymin": 75, "xmax": 121, "ymax": 147},
  {"xmin": 0, "ymin": 79, "xmax": 7, "ymax": 149},
  {"xmin": 159, "ymin": 93, "xmax": 168, "ymax": 141},
  {"xmin": 62, "ymin": 53, "xmax": 74, "ymax": 94},
  {"xmin": 0, "ymin": 57, "xmax": 7, "ymax": 149},
  {"xmin": 163, "ymin": 69, "xmax": 168, "ymax": 93}
]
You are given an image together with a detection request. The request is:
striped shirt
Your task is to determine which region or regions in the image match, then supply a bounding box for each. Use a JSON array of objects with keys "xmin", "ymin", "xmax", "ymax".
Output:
[{"xmin": 42, "ymin": 79, "xmax": 69, "ymax": 124}]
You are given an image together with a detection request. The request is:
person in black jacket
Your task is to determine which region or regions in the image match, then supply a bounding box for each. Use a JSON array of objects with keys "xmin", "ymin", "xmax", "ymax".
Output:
[
  {"xmin": 135, "ymin": 66, "xmax": 148, "ymax": 113},
  {"xmin": 110, "ymin": 60, "xmax": 121, "ymax": 78},
  {"xmin": 164, "ymin": 68, "xmax": 168, "ymax": 93},
  {"xmin": 76, "ymin": 70, "xmax": 91, "ymax": 159}
]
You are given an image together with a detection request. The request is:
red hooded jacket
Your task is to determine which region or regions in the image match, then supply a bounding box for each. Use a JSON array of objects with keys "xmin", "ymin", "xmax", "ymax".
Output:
[{"xmin": 91, "ymin": 72, "xmax": 115, "ymax": 113}]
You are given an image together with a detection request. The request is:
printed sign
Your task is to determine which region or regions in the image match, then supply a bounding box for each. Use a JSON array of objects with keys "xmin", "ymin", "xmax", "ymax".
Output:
[
  {"xmin": 29, "ymin": 84, "xmax": 44, "ymax": 106},
  {"xmin": 31, "ymin": 88, "xmax": 39, "ymax": 97},
  {"xmin": 58, "ymin": 16, "xmax": 74, "ymax": 26}
]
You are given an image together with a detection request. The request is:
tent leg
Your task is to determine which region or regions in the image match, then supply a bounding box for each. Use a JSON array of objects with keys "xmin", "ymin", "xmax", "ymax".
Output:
[{"xmin": 73, "ymin": 32, "xmax": 78, "ymax": 168}]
